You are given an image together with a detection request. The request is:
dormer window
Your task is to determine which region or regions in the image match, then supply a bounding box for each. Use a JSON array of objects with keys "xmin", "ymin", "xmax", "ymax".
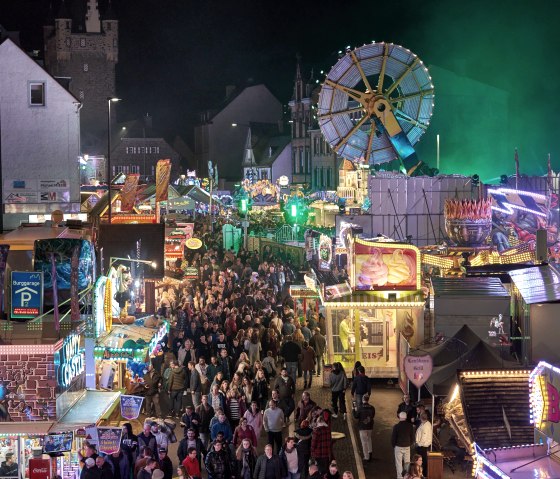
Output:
[{"xmin": 29, "ymin": 82, "xmax": 45, "ymax": 106}]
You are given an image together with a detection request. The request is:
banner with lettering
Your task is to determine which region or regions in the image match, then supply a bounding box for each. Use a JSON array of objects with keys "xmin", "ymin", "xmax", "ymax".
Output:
[
  {"xmin": 0, "ymin": 245, "xmax": 9, "ymax": 317},
  {"xmin": 120, "ymin": 174, "xmax": 140, "ymax": 212},
  {"xmin": 70, "ymin": 244, "xmax": 81, "ymax": 322},
  {"xmin": 96, "ymin": 427, "xmax": 122, "ymax": 455},
  {"xmin": 155, "ymin": 159, "xmax": 172, "ymax": 202},
  {"xmin": 50, "ymin": 253, "xmax": 59, "ymax": 331},
  {"xmin": 120, "ymin": 395, "xmax": 144, "ymax": 420}
]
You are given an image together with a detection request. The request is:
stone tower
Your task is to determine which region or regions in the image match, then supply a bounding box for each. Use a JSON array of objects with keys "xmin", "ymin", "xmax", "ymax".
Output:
[
  {"xmin": 288, "ymin": 55, "xmax": 314, "ymax": 185},
  {"xmin": 44, "ymin": 0, "xmax": 118, "ymax": 155}
]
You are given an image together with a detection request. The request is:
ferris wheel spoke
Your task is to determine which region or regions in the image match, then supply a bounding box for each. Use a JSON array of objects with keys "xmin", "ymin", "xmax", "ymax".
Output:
[
  {"xmin": 389, "ymin": 88, "xmax": 434, "ymax": 104},
  {"xmin": 350, "ymin": 50, "xmax": 374, "ymax": 93},
  {"xmin": 377, "ymin": 43, "xmax": 389, "ymax": 93},
  {"xmin": 385, "ymin": 57, "xmax": 420, "ymax": 96},
  {"xmin": 333, "ymin": 115, "xmax": 369, "ymax": 153},
  {"xmin": 364, "ymin": 123, "xmax": 377, "ymax": 164},
  {"xmin": 324, "ymin": 79, "xmax": 370, "ymax": 107},
  {"xmin": 318, "ymin": 107, "xmax": 364, "ymax": 120},
  {"xmin": 394, "ymin": 109, "xmax": 429, "ymax": 129}
]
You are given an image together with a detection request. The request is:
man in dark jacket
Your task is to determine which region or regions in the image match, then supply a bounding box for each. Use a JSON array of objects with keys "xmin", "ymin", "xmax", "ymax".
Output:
[
  {"xmin": 295, "ymin": 391, "xmax": 316, "ymax": 425},
  {"xmin": 137, "ymin": 424, "xmax": 157, "ymax": 459},
  {"xmin": 81, "ymin": 458, "xmax": 101, "ymax": 479},
  {"xmin": 309, "ymin": 329, "xmax": 326, "ymax": 376},
  {"xmin": 0, "ymin": 453, "xmax": 18, "ymax": 478},
  {"xmin": 137, "ymin": 459, "xmax": 157, "ymax": 479},
  {"xmin": 167, "ymin": 360, "xmax": 186, "ymax": 418},
  {"xmin": 177, "ymin": 428, "xmax": 207, "ymax": 465},
  {"xmin": 143, "ymin": 363, "xmax": 162, "ymax": 418},
  {"xmin": 107, "ymin": 450, "xmax": 130, "ymax": 479},
  {"xmin": 273, "ymin": 368, "xmax": 296, "ymax": 424},
  {"xmin": 391, "ymin": 411, "xmax": 415, "ymax": 479},
  {"xmin": 356, "ymin": 394, "xmax": 375, "ymax": 462},
  {"xmin": 280, "ymin": 336, "xmax": 301, "ymax": 385},
  {"xmin": 253, "ymin": 444, "xmax": 282, "ymax": 479},
  {"xmin": 156, "ymin": 448, "xmax": 173, "ymax": 479},
  {"xmin": 205, "ymin": 440, "xmax": 231, "ymax": 479},
  {"xmin": 351, "ymin": 366, "xmax": 371, "ymax": 410},
  {"xmin": 188, "ymin": 361, "xmax": 202, "ymax": 408},
  {"xmin": 180, "ymin": 405, "xmax": 201, "ymax": 437},
  {"xmin": 96, "ymin": 455, "xmax": 114, "ymax": 479},
  {"xmin": 396, "ymin": 393, "xmax": 415, "ymax": 423}
]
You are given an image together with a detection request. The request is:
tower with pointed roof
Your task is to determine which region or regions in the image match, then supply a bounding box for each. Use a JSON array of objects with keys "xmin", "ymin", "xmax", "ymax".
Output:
[
  {"xmin": 43, "ymin": 0, "xmax": 118, "ymax": 155},
  {"xmin": 288, "ymin": 55, "xmax": 314, "ymax": 185}
]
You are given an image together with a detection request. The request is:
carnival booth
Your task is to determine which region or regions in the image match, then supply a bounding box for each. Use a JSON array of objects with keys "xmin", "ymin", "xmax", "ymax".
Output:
[
  {"xmin": 289, "ymin": 285, "xmax": 320, "ymax": 317},
  {"xmin": 323, "ymin": 237, "xmax": 425, "ymax": 377}
]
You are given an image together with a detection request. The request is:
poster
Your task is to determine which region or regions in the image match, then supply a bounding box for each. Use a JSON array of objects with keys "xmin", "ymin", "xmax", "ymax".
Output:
[
  {"xmin": 120, "ymin": 174, "xmax": 140, "ymax": 212},
  {"xmin": 155, "ymin": 159, "xmax": 172, "ymax": 202},
  {"xmin": 353, "ymin": 240, "xmax": 420, "ymax": 291},
  {"xmin": 120, "ymin": 395, "xmax": 144, "ymax": 420},
  {"xmin": 96, "ymin": 427, "xmax": 123, "ymax": 455}
]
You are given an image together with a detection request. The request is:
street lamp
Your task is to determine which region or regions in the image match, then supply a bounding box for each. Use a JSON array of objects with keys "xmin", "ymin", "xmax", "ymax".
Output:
[{"xmin": 107, "ymin": 97, "xmax": 121, "ymax": 224}]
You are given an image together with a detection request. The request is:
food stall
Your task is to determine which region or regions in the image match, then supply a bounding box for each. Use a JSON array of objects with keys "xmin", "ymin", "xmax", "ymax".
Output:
[
  {"xmin": 322, "ymin": 237, "xmax": 425, "ymax": 377},
  {"xmin": 288, "ymin": 285, "xmax": 320, "ymax": 317}
]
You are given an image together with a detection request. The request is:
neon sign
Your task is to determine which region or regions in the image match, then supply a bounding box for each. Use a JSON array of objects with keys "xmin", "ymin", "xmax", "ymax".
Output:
[
  {"xmin": 488, "ymin": 187, "xmax": 548, "ymax": 218},
  {"xmin": 529, "ymin": 361, "xmax": 560, "ymax": 441},
  {"xmin": 57, "ymin": 333, "xmax": 85, "ymax": 388}
]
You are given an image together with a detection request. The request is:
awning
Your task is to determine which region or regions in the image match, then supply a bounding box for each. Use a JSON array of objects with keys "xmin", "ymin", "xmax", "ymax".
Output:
[
  {"xmin": 509, "ymin": 264, "xmax": 560, "ymax": 304},
  {"xmin": 0, "ymin": 422, "xmax": 54, "ymax": 435},
  {"xmin": 49, "ymin": 390, "xmax": 121, "ymax": 432}
]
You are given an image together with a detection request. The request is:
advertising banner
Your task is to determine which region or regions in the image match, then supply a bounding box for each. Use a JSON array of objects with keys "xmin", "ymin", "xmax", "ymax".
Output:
[
  {"xmin": 403, "ymin": 354, "xmax": 433, "ymax": 389},
  {"xmin": 120, "ymin": 395, "xmax": 144, "ymax": 420},
  {"xmin": 70, "ymin": 245, "xmax": 81, "ymax": 322},
  {"xmin": 29, "ymin": 459, "xmax": 50, "ymax": 479},
  {"xmin": 120, "ymin": 174, "xmax": 140, "ymax": 212},
  {"xmin": 11, "ymin": 271, "xmax": 43, "ymax": 319},
  {"xmin": 352, "ymin": 239, "xmax": 420, "ymax": 291},
  {"xmin": 155, "ymin": 159, "xmax": 172, "ymax": 202},
  {"xmin": 96, "ymin": 427, "xmax": 123, "ymax": 455}
]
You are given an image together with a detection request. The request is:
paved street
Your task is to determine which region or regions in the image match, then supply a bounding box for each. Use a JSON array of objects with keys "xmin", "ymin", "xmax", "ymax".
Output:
[{"xmin": 130, "ymin": 375, "xmax": 460, "ymax": 479}]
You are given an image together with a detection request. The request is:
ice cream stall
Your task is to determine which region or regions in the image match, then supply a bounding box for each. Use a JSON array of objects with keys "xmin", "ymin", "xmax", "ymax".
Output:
[{"xmin": 322, "ymin": 237, "xmax": 425, "ymax": 378}]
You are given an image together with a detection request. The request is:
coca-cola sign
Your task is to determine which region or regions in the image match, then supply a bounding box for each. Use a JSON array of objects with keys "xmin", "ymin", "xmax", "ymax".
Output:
[{"xmin": 29, "ymin": 459, "xmax": 50, "ymax": 479}]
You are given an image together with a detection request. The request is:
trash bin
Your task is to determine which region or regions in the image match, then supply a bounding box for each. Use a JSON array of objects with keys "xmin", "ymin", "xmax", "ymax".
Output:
[
  {"xmin": 427, "ymin": 451, "xmax": 443, "ymax": 479},
  {"xmin": 323, "ymin": 364, "xmax": 332, "ymax": 387}
]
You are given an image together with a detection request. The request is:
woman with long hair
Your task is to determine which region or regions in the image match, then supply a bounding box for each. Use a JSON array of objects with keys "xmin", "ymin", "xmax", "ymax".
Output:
[
  {"xmin": 247, "ymin": 331, "xmax": 261, "ymax": 365},
  {"xmin": 232, "ymin": 416, "xmax": 257, "ymax": 448},
  {"xmin": 235, "ymin": 438, "xmax": 257, "ymax": 479},
  {"xmin": 241, "ymin": 376, "xmax": 254, "ymax": 405},
  {"xmin": 403, "ymin": 455, "xmax": 424, "ymax": 479},
  {"xmin": 252, "ymin": 368, "xmax": 269, "ymax": 412}
]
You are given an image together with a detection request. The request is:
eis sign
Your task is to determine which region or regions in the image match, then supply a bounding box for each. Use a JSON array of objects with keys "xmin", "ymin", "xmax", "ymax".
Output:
[
  {"xmin": 56, "ymin": 333, "xmax": 85, "ymax": 389},
  {"xmin": 530, "ymin": 361, "xmax": 560, "ymax": 443}
]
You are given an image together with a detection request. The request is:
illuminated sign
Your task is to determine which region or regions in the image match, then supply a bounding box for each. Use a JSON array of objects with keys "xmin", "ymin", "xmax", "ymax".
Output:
[
  {"xmin": 352, "ymin": 238, "xmax": 421, "ymax": 291},
  {"xmin": 149, "ymin": 322, "xmax": 169, "ymax": 356},
  {"xmin": 318, "ymin": 235, "xmax": 333, "ymax": 271},
  {"xmin": 488, "ymin": 187, "xmax": 548, "ymax": 218},
  {"xmin": 57, "ymin": 333, "xmax": 85, "ymax": 388},
  {"xmin": 11, "ymin": 271, "xmax": 43, "ymax": 318},
  {"xmin": 529, "ymin": 361, "xmax": 560, "ymax": 442}
]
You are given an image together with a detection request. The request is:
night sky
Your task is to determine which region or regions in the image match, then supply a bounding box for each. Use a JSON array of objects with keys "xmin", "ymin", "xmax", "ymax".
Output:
[{"xmin": 2, "ymin": 0, "xmax": 560, "ymax": 180}]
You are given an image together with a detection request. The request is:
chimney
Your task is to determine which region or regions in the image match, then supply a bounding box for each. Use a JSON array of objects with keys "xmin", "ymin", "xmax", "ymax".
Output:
[{"xmin": 225, "ymin": 85, "xmax": 236, "ymax": 99}]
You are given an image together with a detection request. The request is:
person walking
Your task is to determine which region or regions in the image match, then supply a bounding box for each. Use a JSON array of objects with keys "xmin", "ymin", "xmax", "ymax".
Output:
[
  {"xmin": 415, "ymin": 412, "xmax": 432, "ymax": 477},
  {"xmin": 253, "ymin": 444, "xmax": 283, "ymax": 479},
  {"xmin": 167, "ymin": 360, "xmax": 186, "ymax": 418},
  {"xmin": 188, "ymin": 361, "xmax": 202, "ymax": 409},
  {"xmin": 295, "ymin": 391, "xmax": 316, "ymax": 426},
  {"xmin": 391, "ymin": 411, "xmax": 415, "ymax": 479},
  {"xmin": 300, "ymin": 342, "xmax": 316, "ymax": 389},
  {"xmin": 350, "ymin": 366, "xmax": 371, "ymax": 411},
  {"xmin": 356, "ymin": 394, "xmax": 375, "ymax": 462},
  {"xmin": 263, "ymin": 400, "xmax": 285, "ymax": 454},
  {"xmin": 143, "ymin": 363, "xmax": 162, "ymax": 418},
  {"xmin": 279, "ymin": 436, "xmax": 300, "ymax": 479},
  {"xmin": 273, "ymin": 368, "xmax": 296, "ymax": 425},
  {"xmin": 137, "ymin": 424, "xmax": 157, "ymax": 459},
  {"xmin": 328, "ymin": 362, "xmax": 347, "ymax": 419},
  {"xmin": 309, "ymin": 329, "xmax": 326, "ymax": 377},
  {"xmin": 280, "ymin": 336, "xmax": 301, "ymax": 385},
  {"xmin": 244, "ymin": 401, "xmax": 263, "ymax": 440},
  {"xmin": 205, "ymin": 440, "xmax": 232, "ymax": 479},
  {"xmin": 181, "ymin": 448, "xmax": 201, "ymax": 479},
  {"xmin": 235, "ymin": 438, "xmax": 258, "ymax": 479},
  {"xmin": 310, "ymin": 414, "xmax": 332, "ymax": 475},
  {"xmin": 195, "ymin": 394, "xmax": 214, "ymax": 447}
]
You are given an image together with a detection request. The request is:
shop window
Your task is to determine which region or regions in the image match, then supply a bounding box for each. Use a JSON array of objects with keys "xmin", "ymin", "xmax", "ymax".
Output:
[
  {"xmin": 29, "ymin": 82, "xmax": 45, "ymax": 106},
  {"xmin": 332, "ymin": 309, "xmax": 353, "ymax": 355}
]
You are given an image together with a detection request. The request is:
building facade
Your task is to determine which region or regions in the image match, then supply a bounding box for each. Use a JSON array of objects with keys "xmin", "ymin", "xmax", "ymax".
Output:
[
  {"xmin": 241, "ymin": 126, "xmax": 291, "ymax": 183},
  {"xmin": 43, "ymin": 0, "xmax": 118, "ymax": 156},
  {"xmin": 0, "ymin": 38, "xmax": 81, "ymax": 230},
  {"xmin": 194, "ymin": 84, "xmax": 283, "ymax": 182}
]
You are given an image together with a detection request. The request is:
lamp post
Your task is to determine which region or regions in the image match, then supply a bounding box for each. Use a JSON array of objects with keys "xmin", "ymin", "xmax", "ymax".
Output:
[{"xmin": 107, "ymin": 97, "xmax": 121, "ymax": 224}]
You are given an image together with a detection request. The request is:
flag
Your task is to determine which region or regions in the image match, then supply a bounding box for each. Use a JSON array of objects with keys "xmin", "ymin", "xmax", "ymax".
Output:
[
  {"xmin": 70, "ymin": 244, "xmax": 81, "ymax": 322},
  {"xmin": 515, "ymin": 148, "xmax": 519, "ymax": 187},
  {"xmin": 0, "ymin": 245, "xmax": 9, "ymax": 317},
  {"xmin": 50, "ymin": 253, "xmax": 59, "ymax": 331},
  {"xmin": 120, "ymin": 174, "xmax": 140, "ymax": 212},
  {"xmin": 155, "ymin": 159, "xmax": 171, "ymax": 202},
  {"xmin": 502, "ymin": 405, "xmax": 512, "ymax": 440}
]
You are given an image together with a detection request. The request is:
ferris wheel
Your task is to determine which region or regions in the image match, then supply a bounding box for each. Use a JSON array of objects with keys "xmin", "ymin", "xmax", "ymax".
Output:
[{"xmin": 317, "ymin": 42, "xmax": 434, "ymax": 175}]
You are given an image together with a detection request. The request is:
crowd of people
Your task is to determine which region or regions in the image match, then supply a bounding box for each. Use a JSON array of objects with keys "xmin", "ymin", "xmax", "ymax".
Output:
[{"xmin": 81, "ymin": 219, "xmax": 365, "ymax": 479}]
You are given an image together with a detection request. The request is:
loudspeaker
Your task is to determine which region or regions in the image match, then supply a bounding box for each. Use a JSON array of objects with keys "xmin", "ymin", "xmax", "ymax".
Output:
[{"xmin": 536, "ymin": 229, "xmax": 548, "ymax": 263}]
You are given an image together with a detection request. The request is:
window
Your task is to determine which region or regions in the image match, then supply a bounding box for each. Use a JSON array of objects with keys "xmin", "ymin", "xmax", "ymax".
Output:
[
  {"xmin": 314, "ymin": 167, "xmax": 319, "ymax": 188},
  {"xmin": 80, "ymin": 38, "xmax": 86, "ymax": 47},
  {"xmin": 261, "ymin": 170, "xmax": 268, "ymax": 180},
  {"xmin": 29, "ymin": 82, "xmax": 45, "ymax": 106},
  {"xmin": 83, "ymin": 63, "xmax": 88, "ymax": 72},
  {"xmin": 130, "ymin": 165, "xmax": 140, "ymax": 174},
  {"xmin": 65, "ymin": 37, "xmax": 71, "ymax": 47},
  {"xmin": 79, "ymin": 90, "xmax": 84, "ymax": 100},
  {"xmin": 299, "ymin": 148, "xmax": 304, "ymax": 173},
  {"xmin": 326, "ymin": 168, "xmax": 331, "ymax": 188},
  {"xmin": 106, "ymin": 22, "xmax": 112, "ymax": 31}
]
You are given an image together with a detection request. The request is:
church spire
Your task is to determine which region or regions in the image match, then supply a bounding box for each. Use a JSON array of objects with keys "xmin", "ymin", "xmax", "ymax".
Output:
[{"xmin": 293, "ymin": 53, "xmax": 303, "ymax": 102}]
